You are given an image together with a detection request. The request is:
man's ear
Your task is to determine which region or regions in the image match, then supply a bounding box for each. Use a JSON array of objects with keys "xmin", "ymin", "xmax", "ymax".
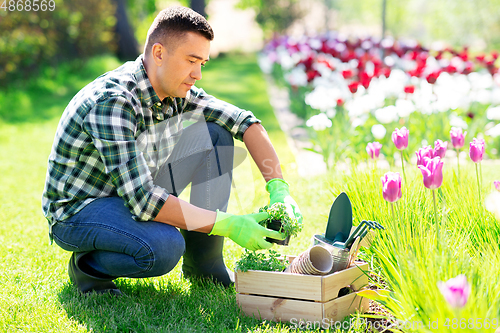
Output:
[{"xmin": 151, "ymin": 43, "xmax": 164, "ymax": 66}]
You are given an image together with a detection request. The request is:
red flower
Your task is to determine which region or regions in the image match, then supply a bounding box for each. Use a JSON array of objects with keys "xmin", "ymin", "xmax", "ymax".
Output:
[
  {"xmin": 445, "ymin": 64, "xmax": 457, "ymax": 74},
  {"xmin": 342, "ymin": 69, "xmax": 353, "ymax": 79},
  {"xmin": 459, "ymin": 47, "xmax": 469, "ymax": 61},
  {"xmin": 306, "ymin": 69, "xmax": 321, "ymax": 82},
  {"xmin": 462, "ymin": 61, "xmax": 474, "ymax": 75},
  {"xmin": 359, "ymin": 71, "xmax": 372, "ymax": 89},
  {"xmin": 426, "ymin": 71, "xmax": 441, "ymax": 84},
  {"xmin": 404, "ymin": 85, "xmax": 415, "ymax": 94},
  {"xmin": 336, "ymin": 98, "xmax": 345, "ymax": 107},
  {"xmin": 381, "ymin": 67, "xmax": 391, "ymax": 78},
  {"xmin": 348, "ymin": 81, "xmax": 360, "ymax": 94},
  {"xmin": 476, "ymin": 54, "xmax": 486, "ymax": 63},
  {"xmin": 492, "ymin": 51, "xmax": 499, "ymax": 60}
]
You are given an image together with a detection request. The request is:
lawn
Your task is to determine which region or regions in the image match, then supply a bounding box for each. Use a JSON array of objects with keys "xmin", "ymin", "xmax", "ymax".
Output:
[{"xmin": 0, "ymin": 53, "xmax": 499, "ymax": 332}]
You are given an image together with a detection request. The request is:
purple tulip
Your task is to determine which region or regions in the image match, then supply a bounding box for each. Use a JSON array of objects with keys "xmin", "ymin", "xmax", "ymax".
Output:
[
  {"xmin": 366, "ymin": 142, "xmax": 382, "ymax": 159},
  {"xmin": 469, "ymin": 138, "xmax": 485, "ymax": 163},
  {"xmin": 450, "ymin": 127, "xmax": 466, "ymax": 149},
  {"xmin": 495, "ymin": 180, "xmax": 500, "ymax": 192},
  {"xmin": 392, "ymin": 127, "xmax": 409, "ymax": 150},
  {"xmin": 418, "ymin": 157, "xmax": 444, "ymax": 190},
  {"xmin": 381, "ymin": 172, "xmax": 402, "ymax": 203},
  {"xmin": 434, "ymin": 140, "xmax": 448, "ymax": 158},
  {"xmin": 416, "ymin": 146, "xmax": 434, "ymax": 166},
  {"xmin": 437, "ymin": 274, "xmax": 471, "ymax": 308}
]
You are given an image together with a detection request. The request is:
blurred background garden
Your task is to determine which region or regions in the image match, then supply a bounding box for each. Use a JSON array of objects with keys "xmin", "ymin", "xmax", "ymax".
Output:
[{"xmin": 1, "ymin": 0, "xmax": 500, "ymax": 332}]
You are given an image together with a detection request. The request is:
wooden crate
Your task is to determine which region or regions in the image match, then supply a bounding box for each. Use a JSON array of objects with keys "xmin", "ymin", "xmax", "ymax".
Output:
[{"xmin": 235, "ymin": 260, "xmax": 370, "ymax": 322}]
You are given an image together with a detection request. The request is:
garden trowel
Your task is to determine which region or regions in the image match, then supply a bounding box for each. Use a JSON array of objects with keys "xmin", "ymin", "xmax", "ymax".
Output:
[
  {"xmin": 324, "ymin": 192, "xmax": 352, "ymax": 244},
  {"xmin": 312, "ymin": 192, "xmax": 353, "ymax": 272}
]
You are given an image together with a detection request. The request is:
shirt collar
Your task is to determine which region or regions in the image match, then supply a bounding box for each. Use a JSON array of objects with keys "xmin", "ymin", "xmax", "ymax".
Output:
[{"xmin": 133, "ymin": 54, "xmax": 163, "ymax": 111}]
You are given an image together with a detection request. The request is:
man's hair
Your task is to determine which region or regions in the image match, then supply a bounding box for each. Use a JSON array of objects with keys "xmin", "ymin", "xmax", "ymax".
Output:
[{"xmin": 144, "ymin": 6, "xmax": 214, "ymax": 55}]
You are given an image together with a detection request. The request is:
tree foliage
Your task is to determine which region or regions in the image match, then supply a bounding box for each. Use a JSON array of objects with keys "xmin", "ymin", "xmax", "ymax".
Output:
[
  {"xmin": 333, "ymin": 0, "xmax": 500, "ymax": 51},
  {"xmin": 0, "ymin": 0, "xmax": 117, "ymax": 84},
  {"xmin": 237, "ymin": 0, "xmax": 305, "ymax": 37}
]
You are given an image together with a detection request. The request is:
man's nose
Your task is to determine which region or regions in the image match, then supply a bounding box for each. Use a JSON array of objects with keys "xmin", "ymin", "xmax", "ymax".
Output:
[{"xmin": 191, "ymin": 64, "xmax": 202, "ymax": 81}]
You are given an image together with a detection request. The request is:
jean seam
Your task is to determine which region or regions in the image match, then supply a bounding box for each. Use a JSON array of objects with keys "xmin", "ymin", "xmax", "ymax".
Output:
[
  {"xmin": 169, "ymin": 146, "xmax": 212, "ymax": 169},
  {"xmin": 58, "ymin": 221, "xmax": 156, "ymax": 273},
  {"xmin": 52, "ymin": 232, "xmax": 80, "ymax": 250}
]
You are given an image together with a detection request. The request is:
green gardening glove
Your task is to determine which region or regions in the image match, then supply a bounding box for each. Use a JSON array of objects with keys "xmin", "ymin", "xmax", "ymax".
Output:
[
  {"xmin": 266, "ymin": 178, "xmax": 303, "ymax": 224},
  {"xmin": 209, "ymin": 210, "xmax": 286, "ymax": 251}
]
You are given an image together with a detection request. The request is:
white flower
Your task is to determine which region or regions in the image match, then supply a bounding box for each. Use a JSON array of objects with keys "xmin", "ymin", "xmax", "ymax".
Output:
[
  {"xmin": 374, "ymin": 105, "xmax": 399, "ymax": 124},
  {"xmin": 371, "ymin": 124, "xmax": 387, "ymax": 139},
  {"xmin": 306, "ymin": 113, "xmax": 332, "ymax": 131},
  {"xmin": 305, "ymin": 85, "xmax": 340, "ymax": 111},
  {"xmin": 395, "ymin": 99, "xmax": 416, "ymax": 117},
  {"xmin": 485, "ymin": 192, "xmax": 500, "ymax": 220},
  {"xmin": 449, "ymin": 113, "xmax": 468, "ymax": 129},
  {"xmin": 258, "ymin": 54, "xmax": 273, "ymax": 74},
  {"xmin": 285, "ymin": 67, "xmax": 308, "ymax": 87},
  {"xmin": 485, "ymin": 123, "xmax": 500, "ymax": 138},
  {"xmin": 486, "ymin": 105, "xmax": 500, "ymax": 121}
]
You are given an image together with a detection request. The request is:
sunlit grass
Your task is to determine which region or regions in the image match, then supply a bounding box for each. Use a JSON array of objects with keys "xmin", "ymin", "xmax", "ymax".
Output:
[{"xmin": 0, "ymin": 53, "xmax": 499, "ymax": 332}]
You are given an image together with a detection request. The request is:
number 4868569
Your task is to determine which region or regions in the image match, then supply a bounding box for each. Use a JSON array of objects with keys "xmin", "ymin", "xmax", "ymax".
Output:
[{"xmin": 1, "ymin": 0, "xmax": 56, "ymax": 11}]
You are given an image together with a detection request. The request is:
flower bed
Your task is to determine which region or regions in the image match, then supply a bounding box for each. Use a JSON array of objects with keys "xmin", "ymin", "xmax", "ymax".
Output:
[{"xmin": 259, "ymin": 33, "xmax": 500, "ymax": 169}]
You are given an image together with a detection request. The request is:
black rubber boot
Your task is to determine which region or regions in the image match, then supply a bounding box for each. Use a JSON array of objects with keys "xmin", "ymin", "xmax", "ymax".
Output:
[
  {"xmin": 68, "ymin": 252, "xmax": 122, "ymax": 296},
  {"xmin": 180, "ymin": 230, "xmax": 234, "ymax": 287}
]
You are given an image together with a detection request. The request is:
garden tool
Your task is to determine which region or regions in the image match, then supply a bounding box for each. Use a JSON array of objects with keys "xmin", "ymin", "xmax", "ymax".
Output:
[
  {"xmin": 348, "ymin": 237, "xmax": 362, "ymax": 267},
  {"xmin": 312, "ymin": 192, "xmax": 385, "ymax": 273},
  {"xmin": 344, "ymin": 220, "xmax": 384, "ymax": 250},
  {"xmin": 324, "ymin": 192, "xmax": 352, "ymax": 243},
  {"xmin": 312, "ymin": 192, "xmax": 353, "ymax": 273}
]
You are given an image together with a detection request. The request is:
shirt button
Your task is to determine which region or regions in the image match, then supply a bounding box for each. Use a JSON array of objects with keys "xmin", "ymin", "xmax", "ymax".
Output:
[
  {"xmin": 147, "ymin": 101, "xmax": 152, "ymax": 106},
  {"xmin": 156, "ymin": 102, "xmax": 161, "ymax": 106}
]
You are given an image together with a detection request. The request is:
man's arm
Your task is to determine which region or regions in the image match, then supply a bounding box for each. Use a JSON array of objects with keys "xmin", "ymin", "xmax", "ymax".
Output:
[
  {"xmin": 154, "ymin": 195, "xmax": 216, "ymax": 233},
  {"xmin": 242, "ymin": 123, "xmax": 283, "ymax": 182},
  {"xmin": 243, "ymin": 123, "xmax": 303, "ymax": 224},
  {"xmin": 154, "ymin": 123, "xmax": 282, "ymax": 233}
]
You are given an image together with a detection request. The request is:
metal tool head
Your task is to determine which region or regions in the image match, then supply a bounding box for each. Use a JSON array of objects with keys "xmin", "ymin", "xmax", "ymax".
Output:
[{"xmin": 324, "ymin": 192, "xmax": 352, "ymax": 244}]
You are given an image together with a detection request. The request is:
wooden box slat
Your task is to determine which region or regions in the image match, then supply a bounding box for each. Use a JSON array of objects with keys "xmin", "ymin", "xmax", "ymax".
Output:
[
  {"xmin": 235, "ymin": 262, "xmax": 369, "ymax": 302},
  {"xmin": 236, "ymin": 292, "xmax": 370, "ymax": 322}
]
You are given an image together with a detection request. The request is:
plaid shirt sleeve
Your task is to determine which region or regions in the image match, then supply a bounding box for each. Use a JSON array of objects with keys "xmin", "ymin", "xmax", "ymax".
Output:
[
  {"xmin": 83, "ymin": 96, "xmax": 169, "ymax": 221},
  {"xmin": 182, "ymin": 87, "xmax": 261, "ymax": 141}
]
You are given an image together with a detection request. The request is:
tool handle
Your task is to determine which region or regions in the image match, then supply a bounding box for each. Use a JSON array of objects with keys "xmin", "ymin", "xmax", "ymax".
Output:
[{"xmin": 344, "ymin": 223, "xmax": 367, "ymax": 249}]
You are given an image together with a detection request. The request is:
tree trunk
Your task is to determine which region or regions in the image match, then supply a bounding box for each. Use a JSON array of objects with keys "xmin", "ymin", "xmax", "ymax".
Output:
[
  {"xmin": 114, "ymin": 0, "xmax": 140, "ymax": 61},
  {"xmin": 382, "ymin": 0, "xmax": 387, "ymax": 38},
  {"xmin": 190, "ymin": 0, "xmax": 207, "ymax": 18}
]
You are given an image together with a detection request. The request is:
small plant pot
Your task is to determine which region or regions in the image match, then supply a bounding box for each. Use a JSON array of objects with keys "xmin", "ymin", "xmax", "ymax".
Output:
[{"xmin": 266, "ymin": 219, "xmax": 290, "ymax": 246}]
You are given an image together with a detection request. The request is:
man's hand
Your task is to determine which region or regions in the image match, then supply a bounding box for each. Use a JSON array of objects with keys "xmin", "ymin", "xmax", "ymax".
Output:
[
  {"xmin": 266, "ymin": 178, "xmax": 303, "ymax": 223},
  {"xmin": 209, "ymin": 211, "xmax": 285, "ymax": 251}
]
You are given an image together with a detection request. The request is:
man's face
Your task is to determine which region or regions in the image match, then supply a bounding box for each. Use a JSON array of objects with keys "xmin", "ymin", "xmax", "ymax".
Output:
[{"xmin": 156, "ymin": 31, "xmax": 210, "ymax": 99}]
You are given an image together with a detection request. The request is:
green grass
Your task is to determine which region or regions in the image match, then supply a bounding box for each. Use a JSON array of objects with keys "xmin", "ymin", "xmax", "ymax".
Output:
[{"xmin": 1, "ymin": 53, "xmax": 499, "ymax": 332}]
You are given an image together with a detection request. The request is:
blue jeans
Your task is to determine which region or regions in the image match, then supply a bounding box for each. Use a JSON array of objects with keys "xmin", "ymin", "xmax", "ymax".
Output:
[{"xmin": 52, "ymin": 122, "xmax": 234, "ymax": 278}]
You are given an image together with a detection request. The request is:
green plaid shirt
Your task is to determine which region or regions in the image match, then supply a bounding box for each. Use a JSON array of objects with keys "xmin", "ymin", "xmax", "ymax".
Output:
[{"xmin": 42, "ymin": 55, "xmax": 260, "ymax": 228}]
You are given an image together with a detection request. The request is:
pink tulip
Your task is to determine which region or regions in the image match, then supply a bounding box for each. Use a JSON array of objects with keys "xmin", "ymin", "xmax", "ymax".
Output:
[
  {"xmin": 381, "ymin": 172, "xmax": 402, "ymax": 203},
  {"xmin": 450, "ymin": 127, "xmax": 466, "ymax": 149},
  {"xmin": 437, "ymin": 275, "xmax": 471, "ymax": 308},
  {"xmin": 469, "ymin": 138, "xmax": 485, "ymax": 163},
  {"xmin": 434, "ymin": 140, "xmax": 448, "ymax": 158},
  {"xmin": 416, "ymin": 146, "xmax": 434, "ymax": 166},
  {"xmin": 495, "ymin": 180, "xmax": 500, "ymax": 192},
  {"xmin": 418, "ymin": 157, "xmax": 444, "ymax": 190},
  {"xmin": 392, "ymin": 127, "xmax": 409, "ymax": 150},
  {"xmin": 366, "ymin": 142, "xmax": 382, "ymax": 159}
]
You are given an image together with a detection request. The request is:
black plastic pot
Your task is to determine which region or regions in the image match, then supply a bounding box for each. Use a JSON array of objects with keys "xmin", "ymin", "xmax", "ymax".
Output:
[{"xmin": 266, "ymin": 219, "xmax": 290, "ymax": 246}]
